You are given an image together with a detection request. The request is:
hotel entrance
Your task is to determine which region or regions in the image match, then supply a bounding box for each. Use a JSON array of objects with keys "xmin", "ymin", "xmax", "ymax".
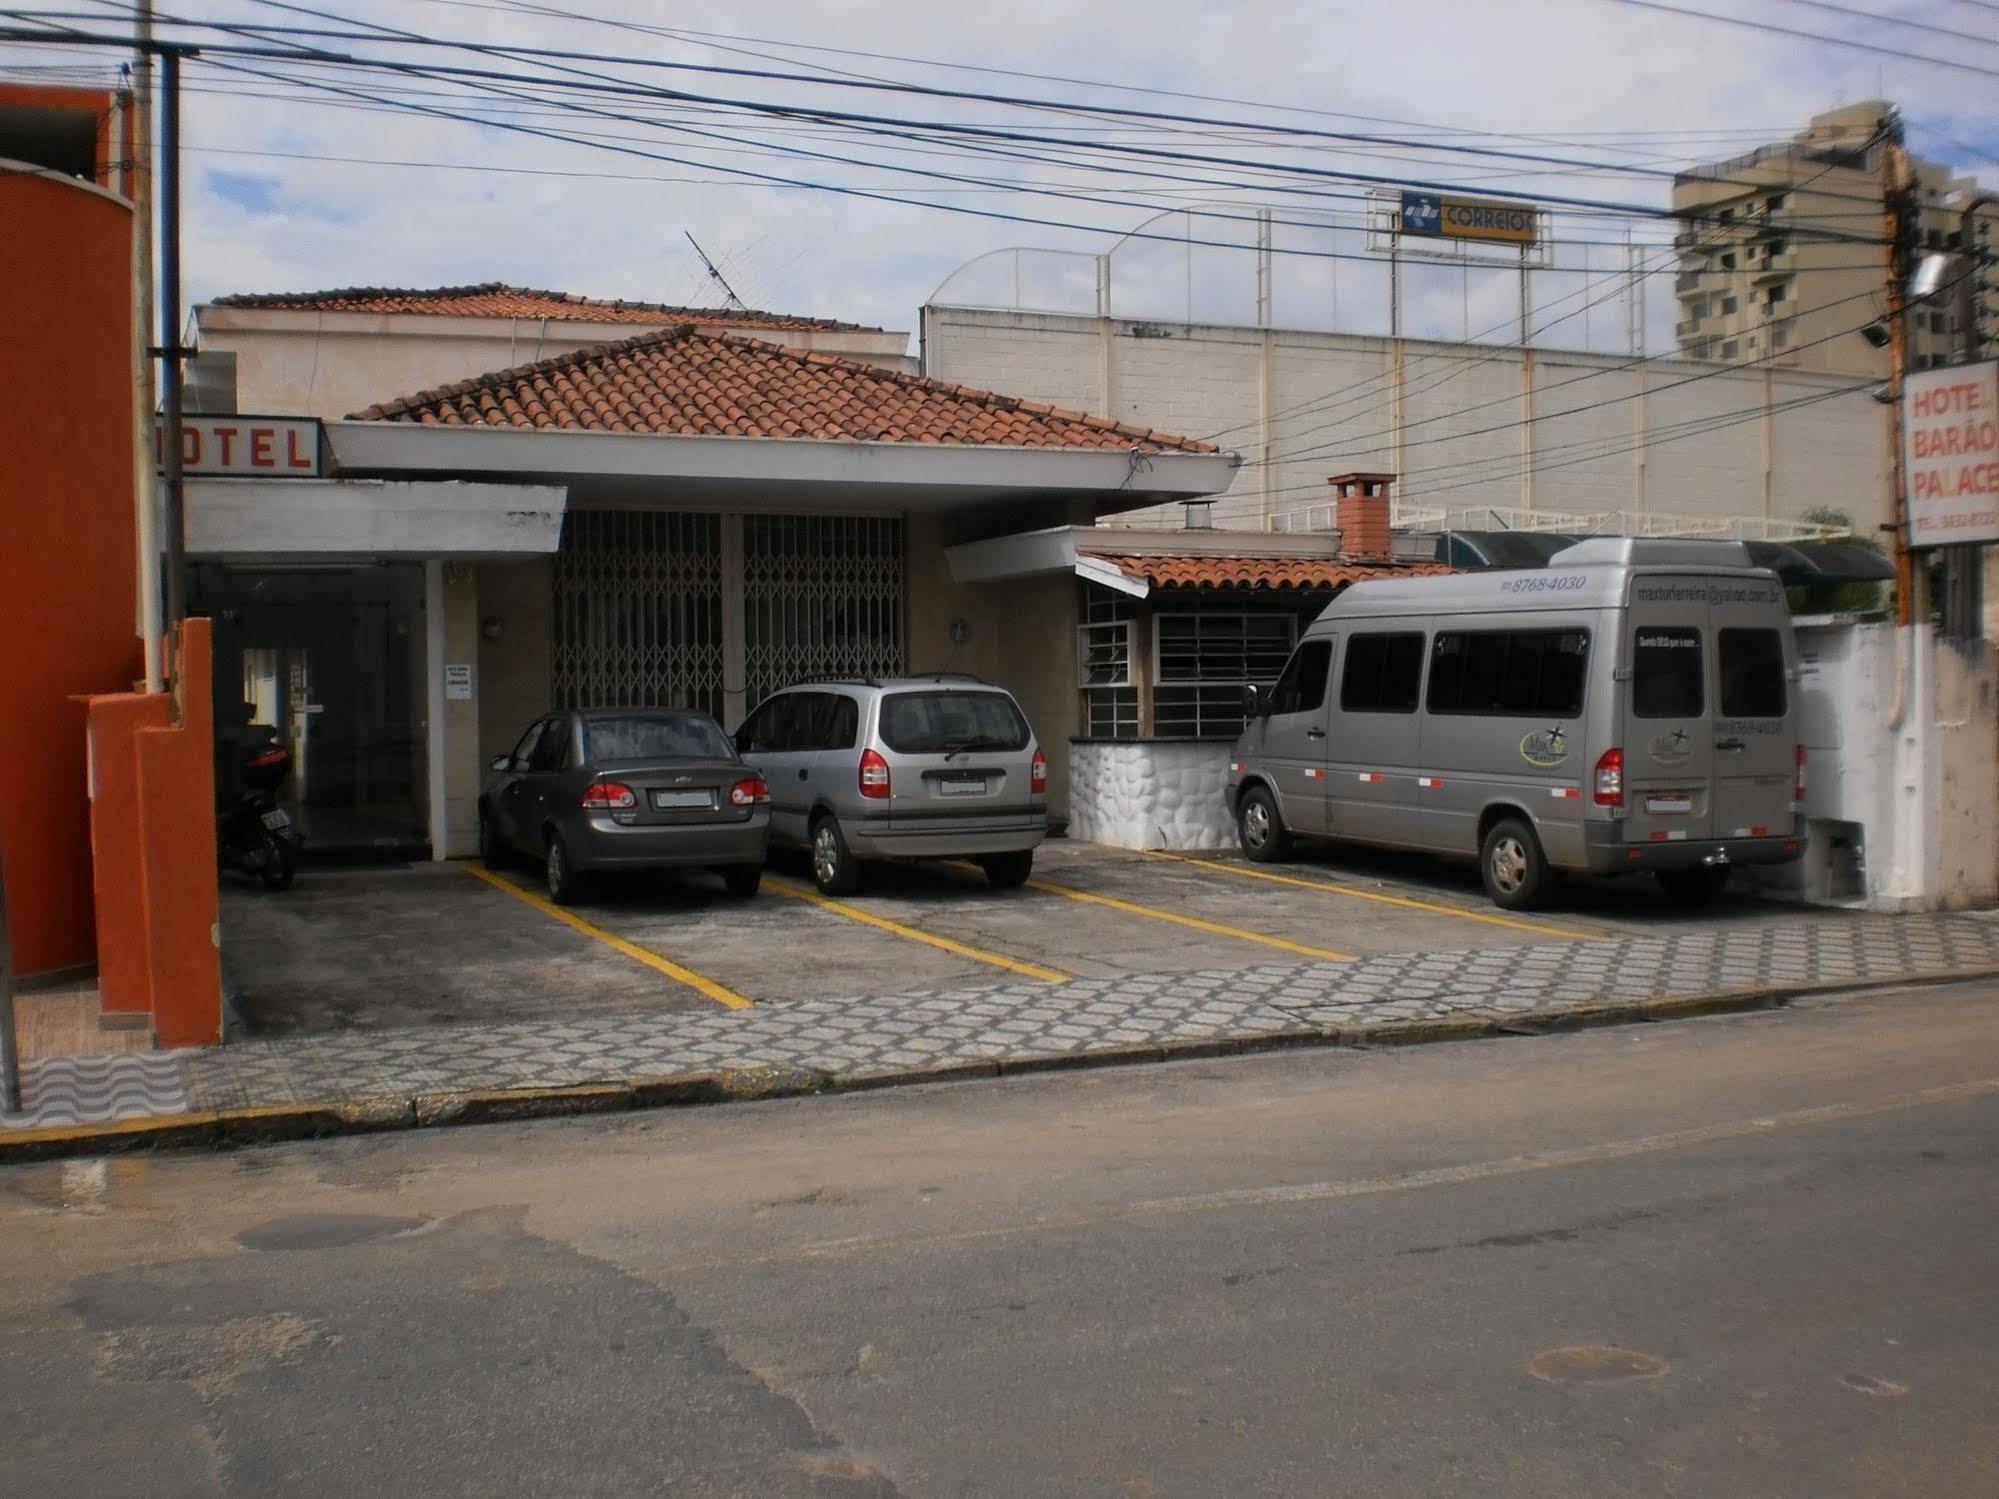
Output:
[{"xmin": 192, "ymin": 562, "xmax": 429, "ymax": 858}]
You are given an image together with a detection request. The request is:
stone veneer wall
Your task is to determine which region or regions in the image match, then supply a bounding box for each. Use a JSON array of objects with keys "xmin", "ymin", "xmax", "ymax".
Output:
[{"xmin": 1067, "ymin": 739, "xmax": 1236, "ymax": 851}]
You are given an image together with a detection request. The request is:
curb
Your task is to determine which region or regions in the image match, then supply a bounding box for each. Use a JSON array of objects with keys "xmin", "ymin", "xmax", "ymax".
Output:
[{"xmin": 4, "ymin": 965, "xmax": 1996, "ymax": 1166}]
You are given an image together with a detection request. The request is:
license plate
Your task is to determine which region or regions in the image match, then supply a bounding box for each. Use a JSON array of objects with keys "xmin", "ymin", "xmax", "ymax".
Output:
[
  {"xmin": 939, "ymin": 777, "xmax": 988, "ymax": 798},
  {"xmin": 651, "ymin": 789, "xmax": 715, "ymax": 810},
  {"xmin": 260, "ymin": 809, "xmax": 292, "ymax": 831},
  {"xmin": 1646, "ymin": 795, "xmax": 1693, "ymax": 815}
]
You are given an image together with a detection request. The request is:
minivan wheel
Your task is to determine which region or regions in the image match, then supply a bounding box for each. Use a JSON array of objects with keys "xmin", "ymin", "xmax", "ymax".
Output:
[
  {"xmin": 980, "ymin": 850, "xmax": 1034, "ymax": 889},
  {"xmin": 1236, "ymin": 784, "xmax": 1292, "ymax": 863},
  {"xmin": 544, "ymin": 831, "xmax": 582, "ymax": 906},
  {"xmin": 1481, "ymin": 817, "xmax": 1552, "ymax": 911},
  {"xmin": 810, "ymin": 817, "xmax": 862, "ymax": 897},
  {"xmin": 1658, "ymin": 865, "xmax": 1731, "ymax": 905}
]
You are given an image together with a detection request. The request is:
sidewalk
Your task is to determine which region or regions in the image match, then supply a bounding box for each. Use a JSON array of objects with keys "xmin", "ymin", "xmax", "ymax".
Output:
[{"xmin": 7, "ymin": 911, "xmax": 1999, "ymax": 1156}]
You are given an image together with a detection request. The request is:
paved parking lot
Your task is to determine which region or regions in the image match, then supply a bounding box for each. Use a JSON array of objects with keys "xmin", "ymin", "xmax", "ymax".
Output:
[{"xmin": 220, "ymin": 838, "xmax": 1839, "ymax": 1037}]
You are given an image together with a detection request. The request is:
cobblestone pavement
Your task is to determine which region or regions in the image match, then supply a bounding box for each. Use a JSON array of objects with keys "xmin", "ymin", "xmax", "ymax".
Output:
[{"xmin": 8, "ymin": 913, "xmax": 1999, "ymax": 1131}]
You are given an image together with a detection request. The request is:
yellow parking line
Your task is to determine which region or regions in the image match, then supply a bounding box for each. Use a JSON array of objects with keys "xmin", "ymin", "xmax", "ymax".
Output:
[
  {"xmin": 1023, "ymin": 876, "xmax": 1355, "ymax": 963},
  {"xmin": 765, "ymin": 876, "xmax": 1071, "ymax": 984},
  {"xmin": 461, "ymin": 863, "xmax": 754, "ymax": 1010},
  {"xmin": 1143, "ymin": 851, "xmax": 1599, "ymax": 940}
]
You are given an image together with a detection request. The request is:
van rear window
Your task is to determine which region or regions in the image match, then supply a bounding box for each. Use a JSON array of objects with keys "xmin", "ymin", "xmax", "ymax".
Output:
[
  {"xmin": 1427, "ymin": 630, "xmax": 1588, "ymax": 717},
  {"xmin": 878, "ymin": 691, "xmax": 1030, "ymax": 755},
  {"xmin": 1719, "ymin": 629, "xmax": 1787, "ymax": 717},
  {"xmin": 1633, "ymin": 627, "xmax": 1703, "ymax": 718}
]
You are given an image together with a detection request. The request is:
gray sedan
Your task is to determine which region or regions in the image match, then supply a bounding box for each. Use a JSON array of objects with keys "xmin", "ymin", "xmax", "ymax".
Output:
[{"xmin": 479, "ymin": 709, "xmax": 770, "ymax": 904}]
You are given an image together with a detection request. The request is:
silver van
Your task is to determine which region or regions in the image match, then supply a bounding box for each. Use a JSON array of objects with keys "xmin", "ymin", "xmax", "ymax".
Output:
[
  {"xmin": 1228, "ymin": 539, "xmax": 1805, "ymax": 909},
  {"xmin": 735, "ymin": 675, "xmax": 1049, "ymax": 895}
]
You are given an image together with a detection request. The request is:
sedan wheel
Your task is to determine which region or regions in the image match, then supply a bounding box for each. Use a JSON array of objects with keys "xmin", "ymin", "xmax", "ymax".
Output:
[{"xmin": 544, "ymin": 832, "xmax": 581, "ymax": 906}]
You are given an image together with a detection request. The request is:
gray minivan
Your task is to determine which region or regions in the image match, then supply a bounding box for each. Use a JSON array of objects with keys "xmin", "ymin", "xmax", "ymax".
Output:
[
  {"xmin": 1228, "ymin": 539, "xmax": 1805, "ymax": 909},
  {"xmin": 735, "ymin": 676, "xmax": 1049, "ymax": 895}
]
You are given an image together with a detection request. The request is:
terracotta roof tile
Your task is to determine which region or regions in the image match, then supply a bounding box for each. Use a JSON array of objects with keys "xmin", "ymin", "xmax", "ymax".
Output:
[
  {"xmin": 211, "ymin": 282, "xmax": 880, "ymax": 333},
  {"xmin": 351, "ymin": 328, "xmax": 1219, "ymax": 453},
  {"xmin": 1083, "ymin": 554, "xmax": 1455, "ymax": 591}
]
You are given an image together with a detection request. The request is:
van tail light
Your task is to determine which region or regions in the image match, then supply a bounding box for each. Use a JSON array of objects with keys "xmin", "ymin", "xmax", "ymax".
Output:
[
  {"xmin": 1593, "ymin": 748, "xmax": 1624, "ymax": 808},
  {"xmin": 729, "ymin": 776, "xmax": 769, "ymax": 808},
  {"xmin": 581, "ymin": 781, "xmax": 637, "ymax": 811},
  {"xmin": 1030, "ymin": 748, "xmax": 1047, "ymax": 795},
  {"xmin": 1794, "ymin": 744, "xmax": 1807, "ymax": 805},
  {"xmin": 858, "ymin": 748, "xmax": 891, "ymax": 800}
]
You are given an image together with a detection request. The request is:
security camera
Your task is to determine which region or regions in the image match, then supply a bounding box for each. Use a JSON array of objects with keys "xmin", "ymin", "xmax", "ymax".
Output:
[{"xmin": 1860, "ymin": 320, "xmax": 1891, "ymax": 348}]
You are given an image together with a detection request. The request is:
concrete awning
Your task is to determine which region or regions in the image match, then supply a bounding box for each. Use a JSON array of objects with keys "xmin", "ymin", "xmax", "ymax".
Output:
[{"xmin": 186, "ymin": 477, "xmax": 565, "ymax": 561}]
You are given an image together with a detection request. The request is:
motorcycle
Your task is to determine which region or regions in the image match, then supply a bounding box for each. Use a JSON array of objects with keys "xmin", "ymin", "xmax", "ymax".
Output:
[{"xmin": 217, "ymin": 742, "xmax": 304, "ymax": 890}]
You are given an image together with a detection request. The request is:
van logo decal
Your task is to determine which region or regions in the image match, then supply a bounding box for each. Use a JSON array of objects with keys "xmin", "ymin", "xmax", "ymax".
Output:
[
  {"xmin": 1519, "ymin": 727, "xmax": 1570, "ymax": 768},
  {"xmin": 1648, "ymin": 730, "xmax": 1692, "ymax": 768}
]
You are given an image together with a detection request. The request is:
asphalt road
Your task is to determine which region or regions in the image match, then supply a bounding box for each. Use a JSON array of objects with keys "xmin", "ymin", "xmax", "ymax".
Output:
[{"xmin": 6, "ymin": 982, "xmax": 1998, "ymax": 1495}]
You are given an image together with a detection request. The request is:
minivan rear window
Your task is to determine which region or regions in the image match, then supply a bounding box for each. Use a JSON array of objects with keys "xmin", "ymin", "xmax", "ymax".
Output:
[
  {"xmin": 878, "ymin": 691, "xmax": 1030, "ymax": 755},
  {"xmin": 1633, "ymin": 627, "xmax": 1703, "ymax": 718},
  {"xmin": 1719, "ymin": 629, "xmax": 1787, "ymax": 717}
]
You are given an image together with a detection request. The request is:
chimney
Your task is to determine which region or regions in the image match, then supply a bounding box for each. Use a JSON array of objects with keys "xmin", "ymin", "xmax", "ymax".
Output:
[{"xmin": 1330, "ymin": 472, "xmax": 1394, "ymax": 560}]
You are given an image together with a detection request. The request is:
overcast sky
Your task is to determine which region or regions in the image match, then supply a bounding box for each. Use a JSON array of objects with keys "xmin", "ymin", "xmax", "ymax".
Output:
[{"xmin": 4, "ymin": 0, "xmax": 1994, "ymax": 352}]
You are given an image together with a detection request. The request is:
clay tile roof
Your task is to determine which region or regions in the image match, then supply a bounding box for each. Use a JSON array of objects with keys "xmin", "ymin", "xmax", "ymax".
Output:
[
  {"xmin": 350, "ymin": 328, "xmax": 1219, "ymax": 453},
  {"xmin": 210, "ymin": 282, "xmax": 881, "ymax": 333},
  {"xmin": 1082, "ymin": 554, "xmax": 1456, "ymax": 591}
]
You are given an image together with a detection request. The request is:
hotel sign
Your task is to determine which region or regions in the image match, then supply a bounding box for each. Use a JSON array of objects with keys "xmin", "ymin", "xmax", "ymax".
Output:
[
  {"xmin": 155, "ymin": 415, "xmax": 323, "ymax": 477},
  {"xmin": 1904, "ymin": 361, "xmax": 1999, "ymax": 548},
  {"xmin": 1399, "ymin": 191, "xmax": 1538, "ymax": 246}
]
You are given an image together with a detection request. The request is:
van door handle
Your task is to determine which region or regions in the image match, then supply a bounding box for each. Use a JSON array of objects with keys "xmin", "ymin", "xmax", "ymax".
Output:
[
  {"xmin": 1306, "ymin": 728, "xmax": 1326, "ymax": 740},
  {"xmin": 1715, "ymin": 738, "xmax": 1746, "ymax": 752}
]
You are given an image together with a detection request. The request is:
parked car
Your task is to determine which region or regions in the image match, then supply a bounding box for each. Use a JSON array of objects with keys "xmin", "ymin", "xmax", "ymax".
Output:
[
  {"xmin": 480, "ymin": 708, "xmax": 769, "ymax": 905},
  {"xmin": 734, "ymin": 675, "xmax": 1048, "ymax": 895},
  {"xmin": 1229, "ymin": 538, "xmax": 1805, "ymax": 910}
]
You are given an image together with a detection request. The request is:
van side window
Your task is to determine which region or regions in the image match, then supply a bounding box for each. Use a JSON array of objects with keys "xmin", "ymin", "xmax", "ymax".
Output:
[
  {"xmin": 1268, "ymin": 639, "xmax": 1332, "ymax": 716},
  {"xmin": 1340, "ymin": 632, "xmax": 1425, "ymax": 714},
  {"xmin": 1719, "ymin": 629, "xmax": 1786, "ymax": 717},
  {"xmin": 1633, "ymin": 628, "xmax": 1703, "ymax": 718},
  {"xmin": 1427, "ymin": 630, "xmax": 1588, "ymax": 716}
]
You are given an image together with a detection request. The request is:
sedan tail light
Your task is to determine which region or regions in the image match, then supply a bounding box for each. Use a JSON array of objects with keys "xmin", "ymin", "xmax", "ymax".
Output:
[
  {"xmin": 580, "ymin": 781, "xmax": 637, "ymax": 811},
  {"xmin": 859, "ymin": 748, "xmax": 891, "ymax": 800},
  {"xmin": 1794, "ymin": 744, "xmax": 1807, "ymax": 805},
  {"xmin": 1593, "ymin": 748, "xmax": 1624, "ymax": 808},
  {"xmin": 1030, "ymin": 748, "xmax": 1047, "ymax": 795},
  {"xmin": 729, "ymin": 776, "xmax": 769, "ymax": 807}
]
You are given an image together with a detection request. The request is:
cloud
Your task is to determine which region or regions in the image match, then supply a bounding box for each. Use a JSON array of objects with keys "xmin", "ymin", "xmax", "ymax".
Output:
[{"xmin": 2, "ymin": 0, "xmax": 1990, "ymax": 354}]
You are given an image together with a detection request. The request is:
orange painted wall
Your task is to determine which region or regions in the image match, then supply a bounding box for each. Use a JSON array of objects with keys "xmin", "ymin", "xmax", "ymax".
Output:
[{"xmin": 0, "ymin": 164, "xmax": 141, "ymax": 977}]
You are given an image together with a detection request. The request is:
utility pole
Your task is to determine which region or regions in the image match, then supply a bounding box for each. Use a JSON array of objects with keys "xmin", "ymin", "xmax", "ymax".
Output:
[
  {"xmin": 131, "ymin": 0, "xmax": 161, "ymax": 690},
  {"xmin": 158, "ymin": 45, "xmax": 188, "ymax": 644},
  {"xmin": 1946, "ymin": 191, "xmax": 1997, "ymax": 639},
  {"xmin": 1880, "ymin": 112, "xmax": 1916, "ymax": 628}
]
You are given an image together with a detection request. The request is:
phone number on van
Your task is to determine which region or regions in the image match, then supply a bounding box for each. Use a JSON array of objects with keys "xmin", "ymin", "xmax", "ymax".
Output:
[{"xmin": 1498, "ymin": 574, "xmax": 1588, "ymax": 594}]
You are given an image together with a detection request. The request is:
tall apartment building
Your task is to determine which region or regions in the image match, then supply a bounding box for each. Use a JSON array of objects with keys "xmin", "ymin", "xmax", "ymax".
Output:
[{"xmin": 1673, "ymin": 102, "xmax": 1996, "ymax": 378}]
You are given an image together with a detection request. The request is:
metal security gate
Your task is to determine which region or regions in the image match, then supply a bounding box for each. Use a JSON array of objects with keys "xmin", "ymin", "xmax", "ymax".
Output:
[
  {"xmin": 743, "ymin": 515, "xmax": 904, "ymax": 705},
  {"xmin": 552, "ymin": 511, "xmax": 725, "ymax": 718}
]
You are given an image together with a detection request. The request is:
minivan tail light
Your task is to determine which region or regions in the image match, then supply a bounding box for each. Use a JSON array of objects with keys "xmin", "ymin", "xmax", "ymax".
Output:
[
  {"xmin": 581, "ymin": 781, "xmax": 637, "ymax": 811},
  {"xmin": 1593, "ymin": 748, "xmax": 1624, "ymax": 808},
  {"xmin": 859, "ymin": 748, "xmax": 891, "ymax": 799},
  {"xmin": 1030, "ymin": 748, "xmax": 1047, "ymax": 795},
  {"xmin": 729, "ymin": 776, "xmax": 769, "ymax": 808},
  {"xmin": 1794, "ymin": 744, "xmax": 1807, "ymax": 805}
]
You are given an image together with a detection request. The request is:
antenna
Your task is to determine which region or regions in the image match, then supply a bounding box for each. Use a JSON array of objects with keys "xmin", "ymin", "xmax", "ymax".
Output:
[{"xmin": 684, "ymin": 231, "xmax": 750, "ymax": 312}]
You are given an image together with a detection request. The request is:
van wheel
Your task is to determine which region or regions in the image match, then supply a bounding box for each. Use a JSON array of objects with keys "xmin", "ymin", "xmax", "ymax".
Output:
[
  {"xmin": 810, "ymin": 816, "xmax": 862, "ymax": 897},
  {"xmin": 1481, "ymin": 817, "xmax": 1552, "ymax": 911},
  {"xmin": 980, "ymin": 850, "xmax": 1034, "ymax": 889},
  {"xmin": 1236, "ymin": 784, "xmax": 1292, "ymax": 863},
  {"xmin": 1658, "ymin": 866, "xmax": 1731, "ymax": 904}
]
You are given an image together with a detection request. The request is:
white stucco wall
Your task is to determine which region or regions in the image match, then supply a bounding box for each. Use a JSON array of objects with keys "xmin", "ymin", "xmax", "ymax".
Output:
[
  {"xmin": 923, "ymin": 306, "xmax": 1888, "ymax": 536},
  {"xmin": 1763, "ymin": 621, "xmax": 1998, "ymax": 910},
  {"xmin": 1067, "ymin": 739, "xmax": 1236, "ymax": 851}
]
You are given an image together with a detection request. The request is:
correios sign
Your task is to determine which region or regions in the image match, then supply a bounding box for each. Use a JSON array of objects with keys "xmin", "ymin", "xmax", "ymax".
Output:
[
  {"xmin": 155, "ymin": 415, "xmax": 323, "ymax": 477},
  {"xmin": 1399, "ymin": 190, "xmax": 1538, "ymax": 246},
  {"xmin": 1904, "ymin": 361, "xmax": 1999, "ymax": 548}
]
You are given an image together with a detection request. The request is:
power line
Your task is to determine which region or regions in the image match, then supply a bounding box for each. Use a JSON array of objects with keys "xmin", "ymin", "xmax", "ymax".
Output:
[
  {"xmin": 1787, "ymin": 0, "xmax": 1999, "ymax": 50},
  {"xmin": 1616, "ymin": 0, "xmax": 1999, "ymax": 81}
]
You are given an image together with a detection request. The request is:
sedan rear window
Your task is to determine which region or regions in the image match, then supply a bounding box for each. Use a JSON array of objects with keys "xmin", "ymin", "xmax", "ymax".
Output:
[
  {"xmin": 878, "ymin": 691, "xmax": 1030, "ymax": 755},
  {"xmin": 583, "ymin": 714, "xmax": 734, "ymax": 763}
]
